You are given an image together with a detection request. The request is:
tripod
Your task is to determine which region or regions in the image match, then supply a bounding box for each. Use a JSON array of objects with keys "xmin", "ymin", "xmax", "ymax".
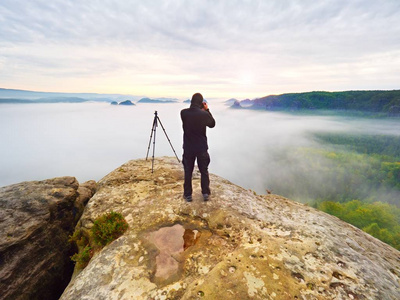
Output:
[{"xmin": 146, "ymin": 111, "xmax": 180, "ymax": 173}]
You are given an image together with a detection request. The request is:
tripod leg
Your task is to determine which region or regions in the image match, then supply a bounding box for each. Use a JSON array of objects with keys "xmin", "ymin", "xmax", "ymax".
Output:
[
  {"xmin": 157, "ymin": 116, "xmax": 181, "ymax": 163},
  {"xmin": 146, "ymin": 117, "xmax": 157, "ymax": 160},
  {"xmin": 151, "ymin": 119, "xmax": 157, "ymax": 173}
]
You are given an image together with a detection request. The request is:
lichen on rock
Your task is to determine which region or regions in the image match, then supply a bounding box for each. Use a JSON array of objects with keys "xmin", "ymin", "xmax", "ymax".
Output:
[{"xmin": 60, "ymin": 157, "xmax": 400, "ymax": 300}]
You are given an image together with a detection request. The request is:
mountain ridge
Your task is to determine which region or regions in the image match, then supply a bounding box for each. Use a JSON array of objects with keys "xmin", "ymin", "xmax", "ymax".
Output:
[
  {"xmin": 0, "ymin": 87, "xmax": 142, "ymax": 102},
  {"xmin": 231, "ymin": 90, "xmax": 400, "ymax": 115}
]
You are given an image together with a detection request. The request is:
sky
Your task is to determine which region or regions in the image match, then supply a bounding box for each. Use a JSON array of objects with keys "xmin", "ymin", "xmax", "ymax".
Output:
[{"xmin": 1, "ymin": 0, "xmax": 400, "ymax": 99}]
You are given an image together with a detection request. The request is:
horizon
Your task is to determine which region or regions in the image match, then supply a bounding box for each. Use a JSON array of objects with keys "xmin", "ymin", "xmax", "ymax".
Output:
[
  {"xmin": 1, "ymin": 1, "xmax": 400, "ymax": 99},
  {"xmin": 2, "ymin": 87, "xmax": 400, "ymax": 103}
]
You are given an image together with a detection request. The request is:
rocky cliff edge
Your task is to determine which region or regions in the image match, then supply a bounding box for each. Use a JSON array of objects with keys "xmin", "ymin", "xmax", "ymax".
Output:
[
  {"xmin": 61, "ymin": 157, "xmax": 400, "ymax": 299},
  {"xmin": 0, "ymin": 177, "xmax": 96, "ymax": 300}
]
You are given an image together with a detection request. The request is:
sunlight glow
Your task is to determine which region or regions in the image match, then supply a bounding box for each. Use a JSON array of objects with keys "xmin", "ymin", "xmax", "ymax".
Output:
[{"xmin": 238, "ymin": 72, "xmax": 254, "ymax": 86}]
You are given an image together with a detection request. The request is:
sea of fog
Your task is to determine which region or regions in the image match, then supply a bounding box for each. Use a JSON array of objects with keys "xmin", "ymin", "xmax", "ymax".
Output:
[{"xmin": 1, "ymin": 102, "xmax": 399, "ymax": 201}]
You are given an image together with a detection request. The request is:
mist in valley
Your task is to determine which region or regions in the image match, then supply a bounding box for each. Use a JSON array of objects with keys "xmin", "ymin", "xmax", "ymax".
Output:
[{"xmin": 1, "ymin": 102, "xmax": 399, "ymax": 206}]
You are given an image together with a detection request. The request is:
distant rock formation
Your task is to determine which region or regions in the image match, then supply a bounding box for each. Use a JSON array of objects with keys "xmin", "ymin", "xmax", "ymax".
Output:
[
  {"xmin": 119, "ymin": 100, "xmax": 135, "ymax": 106},
  {"xmin": 138, "ymin": 97, "xmax": 178, "ymax": 103},
  {"xmin": 110, "ymin": 101, "xmax": 118, "ymax": 105},
  {"xmin": 0, "ymin": 177, "xmax": 96, "ymax": 300},
  {"xmin": 224, "ymin": 98, "xmax": 238, "ymax": 106},
  {"xmin": 60, "ymin": 157, "xmax": 400, "ymax": 300},
  {"xmin": 34, "ymin": 97, "xmax": 87, "ymax": 103},
  {"xmin": 240, "ymin": 99, "xmax": 253, "ymax": 107},
  {"xmin": 231, "ymin": 100, "xmax": 242, "ymax": 108},
  {"xmin": 0, "ymin": 87, "xmax": 136, "ymax": 103},
  {"xmin": 229, "ymin": 99, "xmax": 253, "ymax": 109},
  {"xmin": 0, "ymin": 98, "xmax": 33, "ymax": 104},
  {"xmin": 183, "ymin": 99, "xmax": 207, "ymax": 104}
]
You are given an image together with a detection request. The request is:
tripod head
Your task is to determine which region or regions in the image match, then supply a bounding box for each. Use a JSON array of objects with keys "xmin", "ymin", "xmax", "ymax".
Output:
[
  {"xmin": 153, "ymin": 111, "xmax": 158, "ymax": 128},
  {"xmin": 145, "ymin": 111, "xmax": 180, "ymax": 173}
]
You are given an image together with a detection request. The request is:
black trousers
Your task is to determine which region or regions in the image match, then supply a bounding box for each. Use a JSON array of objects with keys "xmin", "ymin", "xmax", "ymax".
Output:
[{"xmin": 182, "ymin": 151, "xmax": 211, "ymax": 196}]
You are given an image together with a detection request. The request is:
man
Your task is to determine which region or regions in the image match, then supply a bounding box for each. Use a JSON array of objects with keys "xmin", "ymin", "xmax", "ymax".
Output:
[{"xmin": 181, "ymin": 93, "xmax": 216, "ymax": 202}]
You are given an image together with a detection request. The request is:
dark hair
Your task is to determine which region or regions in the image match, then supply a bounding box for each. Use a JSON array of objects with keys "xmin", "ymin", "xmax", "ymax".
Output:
[{"xmin": 191, "ymin": 93, "xmax": 203, "ymax": 106}]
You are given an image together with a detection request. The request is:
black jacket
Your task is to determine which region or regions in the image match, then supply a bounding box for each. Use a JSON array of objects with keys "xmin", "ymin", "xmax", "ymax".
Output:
[{"xmin": 181, "ymin": 104, "xmax": 216, "ymax": 154}]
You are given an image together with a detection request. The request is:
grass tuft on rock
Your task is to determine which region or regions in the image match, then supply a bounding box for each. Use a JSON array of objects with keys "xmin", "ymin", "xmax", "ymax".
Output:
[
  {"xmin": 70, "ymin": 211, "xmax": 128, "ymax": 270},
  {"xmin": 71, "ymin": 245, "xmax": 92, "ymax": 269},
  {"xmin": 92, "ymin": 211, "xmax": 129, "ymax": 246}
]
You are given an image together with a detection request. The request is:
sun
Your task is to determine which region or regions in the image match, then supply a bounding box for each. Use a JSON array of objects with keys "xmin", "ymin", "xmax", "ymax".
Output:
[{"xmin": 238, "ymin": 72, "xmax": 254, "ymax": 86}]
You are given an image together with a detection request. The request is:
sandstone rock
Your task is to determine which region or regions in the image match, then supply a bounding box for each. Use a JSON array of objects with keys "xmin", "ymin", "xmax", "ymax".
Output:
[
  {"xmin": 0, "ymin": 177, "xmax": 96, "ymax": 300},
  {"xmin": 61, "ymin": 157, "xmax": 400, "ymax": 299},
  {"xmin": 74, "ymin": 180, "xmax": 97, "ymax": 223}
]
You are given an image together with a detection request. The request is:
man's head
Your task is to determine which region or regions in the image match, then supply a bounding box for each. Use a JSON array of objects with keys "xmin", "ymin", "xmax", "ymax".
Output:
[{"xmin": 191, "ymin": 93, "xmax": 203, "ymax": 108}]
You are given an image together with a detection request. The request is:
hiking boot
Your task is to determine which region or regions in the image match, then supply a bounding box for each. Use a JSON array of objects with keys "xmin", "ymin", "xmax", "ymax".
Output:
[
  {"xmin": 184, "ymin": 195, "xmax": 192, "ymax": 202},
  {"xmin": 203, "ymin": 194, "xmax": 209, "ymax": 201}
]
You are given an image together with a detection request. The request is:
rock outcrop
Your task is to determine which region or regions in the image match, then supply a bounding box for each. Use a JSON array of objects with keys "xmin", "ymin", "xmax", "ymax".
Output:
[
  {"xmin": 119, "ymin": 100, "xmax": 135, "ymax": 106},
  {"xmin": 0, "ymin": 177, "xmax": 96, "ymax": 300},
  {"xmin": 61, "ymin": 157, "xmax": 400, "ymax": 299},
  {"xmin": 231, "ymin": 100, "xmax": 242, "ymax": 109}
]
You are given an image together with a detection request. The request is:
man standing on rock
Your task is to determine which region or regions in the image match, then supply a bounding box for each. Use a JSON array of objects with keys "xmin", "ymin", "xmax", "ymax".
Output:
[{"xmin": 181, "ymin": 93, "xmax": 216, "ymax": 202}]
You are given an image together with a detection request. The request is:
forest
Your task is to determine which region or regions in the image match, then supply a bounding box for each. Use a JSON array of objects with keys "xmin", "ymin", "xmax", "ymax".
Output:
[
  {"xmin": 245, "ymin": 90, "xmax": 400, "ymax": 115},
  {"xmin": 269, "ymin": 132, "xmax": 400, "ymax": 249},
  {"xmin": 316, "ymin": 133, "xmax": 400, "ymax": 249},
  {"xmin": 318, "ymin": 200, "xmax": 400, "ymax": 250}
]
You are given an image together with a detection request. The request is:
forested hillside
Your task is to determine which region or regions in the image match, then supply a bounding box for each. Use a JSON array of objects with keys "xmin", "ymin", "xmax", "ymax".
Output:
[
  {"xmin": 244, "ymin": 90, "xmax": 400, "ymax": 114},
  {"xmin": 270, "ymin": 132, "xmax": 400, "ymax": 249}
]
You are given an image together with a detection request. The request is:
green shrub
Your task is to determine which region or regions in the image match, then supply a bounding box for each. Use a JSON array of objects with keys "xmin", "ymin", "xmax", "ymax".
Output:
[
  {"xmin": 70, "ymin": 211, "xmax": 128, "ymax": 269},
  {"xmin": 69, "ymin": 229, "xmax": 88, "ymax": 248},
  {"xmin": 71, "ymin": 245, "xmax": 92, "ymax": 269},
  {"xmin": 91, "ymin": 211, "xmax": 128, "ymax": 246}
]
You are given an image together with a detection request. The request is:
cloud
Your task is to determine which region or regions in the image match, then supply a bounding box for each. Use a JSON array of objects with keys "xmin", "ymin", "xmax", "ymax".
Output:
[{"xmin": 0, "ymin": 0, "xmax": 399, "ymax": 97}]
